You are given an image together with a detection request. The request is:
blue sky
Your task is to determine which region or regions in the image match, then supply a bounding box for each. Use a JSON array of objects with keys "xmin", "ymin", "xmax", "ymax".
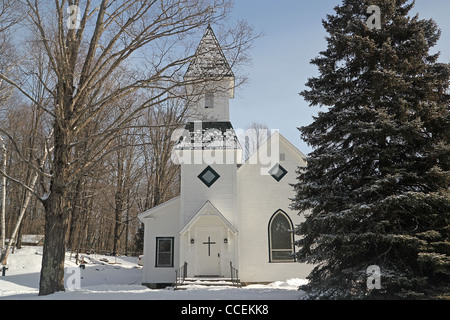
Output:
[{"xmin": 228, "ymin": 0, "xmax": 450, "ymax": 155}]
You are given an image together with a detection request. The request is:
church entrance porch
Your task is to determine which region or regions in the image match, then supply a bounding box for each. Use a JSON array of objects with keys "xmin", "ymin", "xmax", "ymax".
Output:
[
  {"xmin": 181, "ymin": 223, "xmax": 238, "ymax": 280},
  {"xmin": 179, "ymin": 200, "xmax": 238, "ymax": 280}
]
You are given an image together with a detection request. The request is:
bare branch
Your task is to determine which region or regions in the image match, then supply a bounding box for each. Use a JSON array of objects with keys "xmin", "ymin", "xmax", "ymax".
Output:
[
  {"xmin": 0, "ymin": 73, "xmax": 56, "ymax": 118},
  {"xmin": 0, "ymin": 128, "xmax": 53, "ymax": 179}
]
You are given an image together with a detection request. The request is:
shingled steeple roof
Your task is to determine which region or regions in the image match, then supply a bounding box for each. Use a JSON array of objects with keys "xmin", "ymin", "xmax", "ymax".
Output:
[{"xmin": 185, "ymin": 25, "xmax": 235, "ymax": 79}]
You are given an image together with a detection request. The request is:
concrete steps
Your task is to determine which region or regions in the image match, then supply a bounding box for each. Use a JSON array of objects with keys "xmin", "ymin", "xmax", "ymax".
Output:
[{"xmin": 175, "ymin": 277, "xmax": 241, "ymax": 290}]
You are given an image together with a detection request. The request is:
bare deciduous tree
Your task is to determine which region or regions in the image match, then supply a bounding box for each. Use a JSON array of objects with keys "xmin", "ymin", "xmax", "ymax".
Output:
[
  {"xmin": 0, "ymin": 0, "xmax": 258, "ymax": 296},
  {"xmin": 0, "ymin": 136, "xmax": 5, "ymax": 253},
  {"xmin": 0, "ymin": 0, "xmax": 25, "ymax": 260}
]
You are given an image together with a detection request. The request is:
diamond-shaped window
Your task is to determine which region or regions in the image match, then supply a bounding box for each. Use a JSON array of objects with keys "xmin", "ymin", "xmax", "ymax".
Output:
[
  {"xmin": 198, "ymin": 166, "xmax": 220, "ymax": 188},
  {"xmin": 269, "ymin": 163, "xmax": 288, "ymax": 182}
]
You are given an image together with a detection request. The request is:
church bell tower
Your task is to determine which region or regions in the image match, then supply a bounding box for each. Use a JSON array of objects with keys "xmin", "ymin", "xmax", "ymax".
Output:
[
  {"xmin": 174, "ymin": 25, "xmax": 241, "ymax": 277},
  {"xmin": 184, "ymin": 25, "xmax": 235, "ymax": 122}
]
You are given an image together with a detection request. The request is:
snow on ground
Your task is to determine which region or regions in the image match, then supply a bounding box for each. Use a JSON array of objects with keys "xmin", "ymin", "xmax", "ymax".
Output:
[{"xmin": 0, "ymin": 246, "xmax": 308, "ymax": 300}]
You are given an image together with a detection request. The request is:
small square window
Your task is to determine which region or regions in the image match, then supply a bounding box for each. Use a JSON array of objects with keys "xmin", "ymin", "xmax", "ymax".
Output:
[
  {"xmin": 269, "ymin": 163, "xmax": 288, "ymax": 182},
  {"xmin": 198, "ymin": 166, "xmax": 220, "ymax": 187}
]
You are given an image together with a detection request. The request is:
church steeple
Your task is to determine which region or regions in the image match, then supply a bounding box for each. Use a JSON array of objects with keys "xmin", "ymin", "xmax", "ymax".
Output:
[
  {"xmin": 185, "ymin": 25, "xmax": 235, "ymax": 122},
  {"xmin": 185, "ymin": 25, "xmax": 235, "ymax": 80}
]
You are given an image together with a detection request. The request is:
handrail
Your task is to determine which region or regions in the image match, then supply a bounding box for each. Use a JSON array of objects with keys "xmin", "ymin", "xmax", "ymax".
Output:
[
  {"xmin": 230, "ymin": 261, "xmax": 241, "ymax": 287},
  {"xmin": 175, "ymin": 262, "xmax": 188, "ymax": 288}
]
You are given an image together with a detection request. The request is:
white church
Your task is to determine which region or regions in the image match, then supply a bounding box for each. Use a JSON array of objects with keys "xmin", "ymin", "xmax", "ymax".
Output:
[{"xmin": 138, "ymin": 26, "xmax": 314, "ymax": 288}]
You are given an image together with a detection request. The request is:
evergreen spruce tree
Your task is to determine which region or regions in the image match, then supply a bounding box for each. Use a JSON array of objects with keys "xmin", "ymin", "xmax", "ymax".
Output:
[{"xmin": 293, "ymin": 0, "xmax": 449, "ymax": 299}]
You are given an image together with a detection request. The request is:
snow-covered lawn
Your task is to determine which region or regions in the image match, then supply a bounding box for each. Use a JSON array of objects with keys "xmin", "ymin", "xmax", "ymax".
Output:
[{"xmin": 0, "ymin": 246, "xmax": 307, "ymax": 300}]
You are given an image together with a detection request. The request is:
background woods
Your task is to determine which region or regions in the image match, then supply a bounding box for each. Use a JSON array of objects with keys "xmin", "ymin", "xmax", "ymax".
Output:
[
  {"xmin": 0, "ymin": 0, "xmax": 257, "ymax": 295},
  {"xmin": 0, "ymin": 83, "xmax": 184, "ymax": 258}
]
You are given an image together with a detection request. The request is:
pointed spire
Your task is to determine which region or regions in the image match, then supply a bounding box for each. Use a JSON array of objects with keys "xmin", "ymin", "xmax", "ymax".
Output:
[{"xmin": 185, "ymin": 25, "xmax": 235, "ymax": 79}]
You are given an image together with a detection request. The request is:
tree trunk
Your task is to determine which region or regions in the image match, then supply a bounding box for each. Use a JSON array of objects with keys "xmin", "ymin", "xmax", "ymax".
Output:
[
  {"xmin": 16, "ymin": 221, "xmax": 24, "ymax": 250},
  {"xmin": 39, "ymin": 119, "xmax": 72, "ymax": 296},
  {"xmin": 112, "ymin": 194, "xmax": 122, "ymax": 256},
  {"xmin": 67, "ymin": 178, "xmax": 83, "ymax": 250},
  {"xmin": 1, "ymin": 138, "xmax": 6, "ymax": 254},
  {"xmin": 39, "ymin": 191, "xmax": 70, "ymax": 295},
  {"xmin": 125, "ymin": 190, "xmax": 130, "ymax": 256}
]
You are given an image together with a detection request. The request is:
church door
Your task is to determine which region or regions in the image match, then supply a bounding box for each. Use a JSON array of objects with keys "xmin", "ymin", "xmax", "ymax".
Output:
[{"xmin": 196, "ymin": 228, "xmax": 221, "ymax": 276}]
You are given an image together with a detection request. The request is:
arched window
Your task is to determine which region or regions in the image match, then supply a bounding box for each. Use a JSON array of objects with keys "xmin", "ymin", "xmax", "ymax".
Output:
[{"xmin": 268, "ymin": 210, "xmax": 295, "ymax": 262}]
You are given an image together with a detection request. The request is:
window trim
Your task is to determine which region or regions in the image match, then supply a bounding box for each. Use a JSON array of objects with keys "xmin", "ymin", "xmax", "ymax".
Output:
[
  {"xmin": 268, "ymin": 210, "xmax": 296, "ymax": 263},
  {"xmin": 155, "ymin": 237, "xmax": 174, "ymax": 268}
]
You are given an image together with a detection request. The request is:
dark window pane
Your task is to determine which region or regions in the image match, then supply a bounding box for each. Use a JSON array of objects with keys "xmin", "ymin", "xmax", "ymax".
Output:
[
  {"xmin": 272, "ymin": 251, "xmax": 293, "ymax": 261},
  {"xmin": 205, "ymin": 92, "xmax": 214, "ymax": 108},
  {"xmin": 202, "ymin": 170, "xmax": 216, "ymax": 184},
  {"xmin": 269, "ymin": 164, "xmax": 287, "ymax": 182},
  {"xmin": 156, "ymin": 238, "xmax": 173, "ymax": 267},
  {"xmin": 159, "ymin": 240, "xmax": 172, "ymax": 253},
  {"xmin": 271, "ymin": 214, "xmax": 291, "ymax": 249},
  {"xmin": 198, "ymin": 166, "xmax": 220, "ymax": 187},
  {"xmin": 158, "ymin": 252, "xmax": 171, "ymax": 266},
  {"xmin": 270, "ymin": 212, "xmax": 294, "ymax": 262}
]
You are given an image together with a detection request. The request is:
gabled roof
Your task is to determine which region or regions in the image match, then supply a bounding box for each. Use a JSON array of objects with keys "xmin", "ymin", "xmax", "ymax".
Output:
[
  {"xmin": 180, "ymin": 200, "xmax": 238, "ymax": 234},
  {"xmin": 238, "ymin": 131, "xmax": 308, "ymax": 170},
  {"xmin": 138, "ymin": 196, "xmax": 180, "ymax": 220},
  {"xmin": 185, "ymin": 25, "xmax": 235, "ymax": 79}
]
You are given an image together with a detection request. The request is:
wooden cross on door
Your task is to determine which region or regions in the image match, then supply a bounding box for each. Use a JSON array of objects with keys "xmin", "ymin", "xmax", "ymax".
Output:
[{"xmin": 202, "ymin": 236, "xmax": 216, "ymax": 256}]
